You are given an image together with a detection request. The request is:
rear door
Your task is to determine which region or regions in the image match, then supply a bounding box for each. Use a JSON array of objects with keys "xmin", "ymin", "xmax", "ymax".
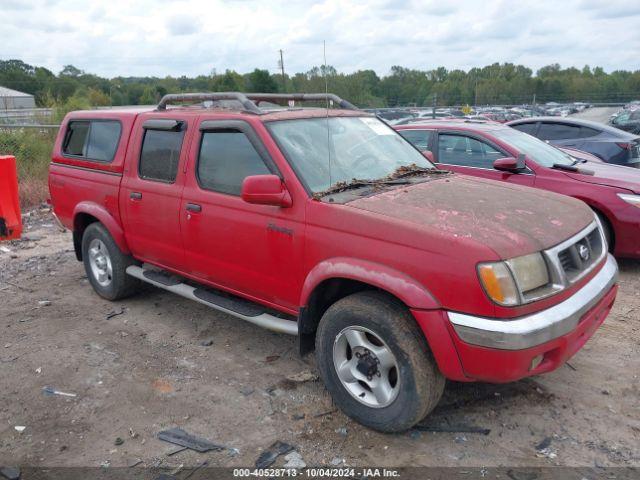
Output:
[
  {"xmin": 434, "ymin": 131, "xmax": 535, "ymax": 187},
  {"xmin": 180, "ymin": 119, "xmax": 305, "ymax": 311},
  {"xmin": 120, "ymin": 115, "xmax": 192, "ymax": 271}
]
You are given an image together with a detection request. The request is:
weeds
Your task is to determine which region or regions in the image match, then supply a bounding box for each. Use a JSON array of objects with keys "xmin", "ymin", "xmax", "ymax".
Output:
[{"xmin": 0, "ymin": 128, "xmax": 57, "ymax": 207}]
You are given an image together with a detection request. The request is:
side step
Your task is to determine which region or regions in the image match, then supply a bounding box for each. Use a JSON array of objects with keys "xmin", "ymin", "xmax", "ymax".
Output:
[{"xmin": 126, "ymin": 265, "xmax": 298, "ymax": 336}]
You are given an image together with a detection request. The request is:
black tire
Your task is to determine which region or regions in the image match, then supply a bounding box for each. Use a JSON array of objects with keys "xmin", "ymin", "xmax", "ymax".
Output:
[
  {"xmin": 81, "ymin": 222, "xmax": 141, "ymax": 301},
  {"xmin": 594, "ymin": 210, "xmax": 613, "ymax": 252},
  {"xmin": 315, "ymin": 291, "xmax": 445, "ymax": 432}
]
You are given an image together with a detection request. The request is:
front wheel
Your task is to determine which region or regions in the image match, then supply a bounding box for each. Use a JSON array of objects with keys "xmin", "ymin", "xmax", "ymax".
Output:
[
  {"xmin": 315, "ymin": 291, "xmax": 445, "ymax": 432},
  {"xmin": 82, "ymin": 223, "xmax": 140, "ymax": 301}
]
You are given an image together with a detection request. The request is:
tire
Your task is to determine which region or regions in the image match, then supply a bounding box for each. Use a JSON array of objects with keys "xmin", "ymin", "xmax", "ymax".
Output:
[
  {"xmin": 315, "ymin": 291, "xmax": 445, "ymax": 432},
  {"xmin": 594, "ymin": 210, "xmax": 613, "ymax": 252},
  {"xmin": 81, "ymin": 222, "xmax": 141, "ymax": 301}
]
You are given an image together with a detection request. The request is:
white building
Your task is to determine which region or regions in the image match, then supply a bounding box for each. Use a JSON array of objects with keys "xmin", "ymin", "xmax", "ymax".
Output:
[{"xmin": 0, "ymin": 86, "xmax": 36, "ymax": 109}]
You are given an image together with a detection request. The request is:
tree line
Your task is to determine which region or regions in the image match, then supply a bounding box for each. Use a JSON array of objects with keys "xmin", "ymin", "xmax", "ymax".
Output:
[{"xmin": 1, "ymin": 59, "xmax": 639, "ymax": 109}]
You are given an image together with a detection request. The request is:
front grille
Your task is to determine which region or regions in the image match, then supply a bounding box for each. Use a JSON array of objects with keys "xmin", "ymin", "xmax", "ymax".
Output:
[{"xmin": 548, "ymin": 222, "xmax": 605, "ymax": 285}]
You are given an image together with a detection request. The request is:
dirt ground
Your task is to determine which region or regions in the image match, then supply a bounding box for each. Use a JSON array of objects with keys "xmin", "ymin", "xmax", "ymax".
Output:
[{"xmin": 0, "ymin": 209, "xmax": 638, "ymax": 470}]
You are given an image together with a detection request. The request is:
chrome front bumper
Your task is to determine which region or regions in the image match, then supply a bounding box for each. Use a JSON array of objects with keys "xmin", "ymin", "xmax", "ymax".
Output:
[{"xmin": 448, "ymin": 254, "xmax": 618, "ymax": 350}]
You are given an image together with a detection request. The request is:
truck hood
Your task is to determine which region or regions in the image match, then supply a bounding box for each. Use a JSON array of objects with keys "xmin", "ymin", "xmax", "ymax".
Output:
[
  {"xmin": 348, "ymin": 175, "xmax": 593, "ymax": 259},
  {"xmin": 561, "ymin": 161, "xmax": 640, "ymax": 194}
]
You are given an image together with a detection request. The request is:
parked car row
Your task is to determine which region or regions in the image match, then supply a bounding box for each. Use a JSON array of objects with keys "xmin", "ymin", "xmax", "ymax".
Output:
[
  {"xmin": 49, "ymin": 92, "xmax": 622, "ymax": 433},
  {"xmin": 609, "ymin": 101, "xmax": 640, "ymax": 134},
  {"xmin": 506, "ymin": 117, "xmax": 640, "ymax": 168}
]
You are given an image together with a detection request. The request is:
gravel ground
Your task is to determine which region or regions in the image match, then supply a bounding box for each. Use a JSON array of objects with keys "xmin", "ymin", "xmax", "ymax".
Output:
[{"xmin": 0, "ymin": 209, "xmax": 638, "ymax": 469}]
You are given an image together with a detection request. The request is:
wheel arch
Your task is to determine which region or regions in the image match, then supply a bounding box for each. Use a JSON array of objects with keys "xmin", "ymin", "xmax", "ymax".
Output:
[
  {"xmin": 298, "ymin": 258, "xmax": 440, "ymax": 355},
  {"xmin": 72, "ymin": 202, "xmax": 130, "ymax": 260}
]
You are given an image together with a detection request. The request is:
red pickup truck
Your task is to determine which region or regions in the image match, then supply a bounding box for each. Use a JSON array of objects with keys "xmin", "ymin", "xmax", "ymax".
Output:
[{"xmin": 49, "ymin": 93, "xmax": 618, "ymax": 432}]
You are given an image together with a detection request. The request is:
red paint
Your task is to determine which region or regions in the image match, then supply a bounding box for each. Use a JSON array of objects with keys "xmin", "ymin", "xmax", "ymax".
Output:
[
  {"xmin": 48, "ymin": 106, "xmax": 618, "ymax": 386},
  {"xmin": 396, "ymin": 121, "xmax": 640, "ymax": 258}
]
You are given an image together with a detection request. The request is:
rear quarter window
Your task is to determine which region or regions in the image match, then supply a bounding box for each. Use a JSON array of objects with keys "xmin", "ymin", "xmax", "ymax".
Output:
[
  {"xmin": 62, "ymin": 120, "xmax": 121, "ymax": 162},
  {"xmin": 537, "ymin": 123, "xmax": 581, "ymax": 140},
  {"xmin": 510, "ymin": 122, "xmax": 538, "ymax": 136}
]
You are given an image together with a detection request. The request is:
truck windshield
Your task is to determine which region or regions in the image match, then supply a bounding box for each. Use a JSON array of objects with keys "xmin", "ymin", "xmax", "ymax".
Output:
[
  {"xmin": 493, "ymin": 128, "xmax": 575, "ymax": 167},
  {"xmin": 267, "ymin": 116, "xmax": 435, "ymax": 193}
]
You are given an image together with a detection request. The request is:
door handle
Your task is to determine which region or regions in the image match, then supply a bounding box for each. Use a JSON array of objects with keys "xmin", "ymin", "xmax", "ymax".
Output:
[
  {"xmin": 186, "ymin": 203, "xmax": 202, "ymax": 213},
  {"xmin": 130, "ymin": 192, "xmax": 142, "ymax": 200}
]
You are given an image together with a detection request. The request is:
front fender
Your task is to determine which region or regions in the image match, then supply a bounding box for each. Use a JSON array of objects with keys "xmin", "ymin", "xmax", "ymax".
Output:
[
  {"xmin": 300, "ymin": 257, "xmax": 440, "ymax": 310},
  {"xmin": 73, "ymin": 201, "xmax": 130, "ymax": 254}
]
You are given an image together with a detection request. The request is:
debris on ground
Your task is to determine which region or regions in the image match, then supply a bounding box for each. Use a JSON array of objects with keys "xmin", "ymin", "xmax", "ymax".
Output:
[
  {"xmin": 239, "ymin": 386, "xmax": 254, "ymax": 396},
  {"xmin": 255, "ymin": 441, "xmax": 294, "ymax": 469},
  {"xmin": 165, "ymin": 446, "xmax": 188, "ymax": 457},
  {"xmin": 283, "ymin": 451, "xmax": 306, "ymax": 469},
  {"xmin": 330, "ymin": 457, "xmax": 344, "ymax": 466},
  {"xmin": 13, "ymin": 426, "xmax": 25, "ymax": 433},
  {"xmin": 152, "ymin": 379, "xmax": 174, "ymax": 394},
  {"xmin": 42, "ymin": 386, "xmax": 77, "ymax": 398},
  {"xmin": 335, "ymin": 427, "xmax": 348, "ymax": 437},
  {"xmin": 0, "ymin": 246, "xmax": 12, "ymax": 254},
  {"xmin": 157, "ymin": 428, "xmax": 225, "ymax": 453},
  {"xmin": 129, "ymin": 427, "xmax": 139, "ymax": 439},
  {"xmin": 535, "ymin": 436, "xmax": 558, "ymax": 459},
  {"xmin": 0, "ymin": 467, "xmax": 21, "ymax": 480},
  {"xmin": 200, "ymin": 338, "xmax": 214, "ymax": 347},
  {"xmin": 286, "ymin": 370, "xmax": 319, "ymax": 383},
  {"xmin": 38, "ymin": 300, "xmax": 51, "ymax": 307},
  {"xmin": 265, "ymin": 355, "xmax": 280, "ymax": 363},
  {"xmin": 114, "ymin": 437, "xmax": 124, "ymax": 446},
  {"xmin": 106, "ymin": 307, "xmax": 125, "ymax": 320}
]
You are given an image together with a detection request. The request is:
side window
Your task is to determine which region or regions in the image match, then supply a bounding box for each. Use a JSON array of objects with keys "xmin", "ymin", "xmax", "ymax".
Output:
[
  {"xmin": 511, "ymin": 122, "xmax": 537, "ymax": 136},
  {"xmin": 579, "ymin": 126, "xmax": 600, "ymax": 138},
  {"xmin": 198, "ymin": 130, "xmax": 271, "ymax": 195},
  {"xmin": 139, "ymin": 126, "xmax": 185, "ymax": 183},
  {"xmin": 438, "ymin": 134, "xmax": 505, "ymax": 169},
  {"xmin": 63, "ymin": 120, "xmax": 121, "ymax": 161},
  {"xmin": 398, "ymin": 129, "xmax": 433, "ymax": 151},
  {"xmin": 87, "ymin": 122, "xmax": 121, "ymax": 161},
  {"xmin": 537, "ymin": 123, "xmax": 581, "ymax": 140}
]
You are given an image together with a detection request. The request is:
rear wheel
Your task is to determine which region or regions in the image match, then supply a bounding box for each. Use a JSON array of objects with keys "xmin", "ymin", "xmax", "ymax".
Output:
[
  {"xmin": 82, "ymin": 223, "xmax": 141, "ymax": 300},
  {"xmin": 315, "ymin": 291, "xmax": 445, "ymax": 432}
]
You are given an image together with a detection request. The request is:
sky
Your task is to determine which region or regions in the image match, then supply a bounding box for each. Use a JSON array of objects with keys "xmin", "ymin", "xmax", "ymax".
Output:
[{"xmin": 2, "ymin": 0, "xmax": 639, "ymax": 78}]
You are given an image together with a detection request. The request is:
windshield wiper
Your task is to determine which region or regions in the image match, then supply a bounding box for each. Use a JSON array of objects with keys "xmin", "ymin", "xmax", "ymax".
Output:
[
  {"xmin": 314, "ymin": 177, "xmax": 410, "ymax": 199},
  {"xmin": 551, "ymin": 163, "xmax": 579, "ymax": 172}
]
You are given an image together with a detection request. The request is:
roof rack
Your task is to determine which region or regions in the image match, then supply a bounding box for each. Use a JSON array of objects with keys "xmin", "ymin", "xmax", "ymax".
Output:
[{"xmin": 156, "ymin": 92, "xmax": 358, "ymax": 113}]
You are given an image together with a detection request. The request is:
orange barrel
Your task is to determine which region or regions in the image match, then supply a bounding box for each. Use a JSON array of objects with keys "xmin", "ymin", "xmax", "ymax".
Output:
[{"xmin": 0, "ymin": 155, "xmax": 22, "ymax": 240}]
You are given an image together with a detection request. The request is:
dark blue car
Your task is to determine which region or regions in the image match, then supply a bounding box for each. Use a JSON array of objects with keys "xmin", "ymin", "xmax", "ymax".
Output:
[{"xmin": 506, "ymin": 116, "xmax": 640, "ymax": 168}]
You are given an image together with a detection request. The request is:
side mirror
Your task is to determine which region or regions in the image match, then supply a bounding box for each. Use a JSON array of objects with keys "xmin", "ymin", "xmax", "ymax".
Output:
[
  {"xmin": 241, "ymin": 175, "xmax": 292, "ymax": 207},
  {"xmin": 493, "ymin": 157, "xmax": 521, "ymax": 172},
  {"xmin": 422, "ymin": 150, "xmax": 435, "ymax": 162}
]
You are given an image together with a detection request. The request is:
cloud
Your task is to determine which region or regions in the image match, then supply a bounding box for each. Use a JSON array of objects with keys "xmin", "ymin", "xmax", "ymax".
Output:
[
  {"xmin": 166, "ymin": 14, "xmax": 201, "ymax": 36},
  {"xmin": 0, "ymin": 0, "xmax": 638, "ymax": 78}
]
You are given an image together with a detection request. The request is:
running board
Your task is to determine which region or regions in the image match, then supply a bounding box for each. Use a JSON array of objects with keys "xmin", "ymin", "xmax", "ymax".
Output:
[{"xmin": 126, "ymin": 266, "xmax": 298, "ymax": 335}]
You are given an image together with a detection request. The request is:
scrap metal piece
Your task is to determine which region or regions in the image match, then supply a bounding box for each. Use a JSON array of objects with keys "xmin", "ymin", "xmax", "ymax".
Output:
[
  {"xmin": 157, "ymin": 428, "xmax": 225, "ymax": 453},
  {"xmin": 255, "ymin": 441, "xmax": 294, "ymax": 469}
]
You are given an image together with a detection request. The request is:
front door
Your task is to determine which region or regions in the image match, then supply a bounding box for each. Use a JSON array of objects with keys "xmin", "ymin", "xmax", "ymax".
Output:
[
  {"xmin": 120, "ymin": 115, "xmax": 192, "ymax": 271},
  {"xmin": 435, "ymin": 131, "xmax": 535, "ymax": 187},
  {"xmin": 180, "ymin": 119, "xmax": 304, "ymax": 311}
]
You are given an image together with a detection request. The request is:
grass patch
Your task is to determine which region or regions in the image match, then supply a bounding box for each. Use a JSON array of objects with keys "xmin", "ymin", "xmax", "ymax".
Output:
[{"xmin": 0, "ymin": 128, "xmax": 57, "ymax": 208}]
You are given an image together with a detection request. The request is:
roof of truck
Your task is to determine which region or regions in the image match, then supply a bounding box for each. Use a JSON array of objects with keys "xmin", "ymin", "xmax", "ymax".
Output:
[{"xmin": 67, "ymin": 105, "xmax": 371, "ymax": 122}]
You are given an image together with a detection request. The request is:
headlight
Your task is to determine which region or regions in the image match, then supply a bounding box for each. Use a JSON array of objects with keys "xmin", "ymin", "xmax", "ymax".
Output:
[
  {"xmin": 478, "ymin": 253, "xmax": 550, "ymax": 306},
  {"xmin": 618, "ymin": 193, "xmax": 640, "ymax": 208}
]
